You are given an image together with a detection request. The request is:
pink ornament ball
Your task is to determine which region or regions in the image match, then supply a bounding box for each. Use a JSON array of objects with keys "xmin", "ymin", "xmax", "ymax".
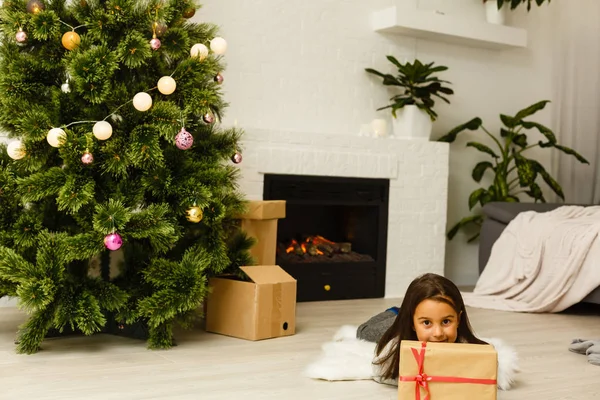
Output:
[
  {"xmin": 150, "ymin": 37, "xmax": 161, "ymax": 50},
  {"xmin": 175, "ymin": 127, "xmax": 194, "ymax": 150},
  {"xmin": 81, "ymin": 151, "xmax": 94, "ymax": 164},
  {"xmin": 214, "ymin": 73, "xmax": 224, "ymax": 84},
  {"xmin": 231, "ymin": 151, "xmax": 242, "ymax": 164},
  {"xmin": 16, "ymin": 30, "xmax": 27, "ymax": 43},
  {"xmin": 203, "ymin": 113, "xmax": 214, "ymax": 124},
  {"xmin": 104, "ymin": 233, "xmax": 123, "ymax": 251}
]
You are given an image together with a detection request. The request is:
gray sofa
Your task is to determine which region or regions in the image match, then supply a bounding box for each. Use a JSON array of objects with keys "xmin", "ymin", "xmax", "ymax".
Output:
[{"xmin": 479, "ymin": 202, "xmax": 600, "ymax": 305}]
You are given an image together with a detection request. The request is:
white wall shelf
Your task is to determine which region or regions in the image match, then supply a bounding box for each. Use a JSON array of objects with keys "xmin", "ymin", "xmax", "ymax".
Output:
[{"xmin": 372, "ymin": 6, "xmax": 527, "ymax": 50}]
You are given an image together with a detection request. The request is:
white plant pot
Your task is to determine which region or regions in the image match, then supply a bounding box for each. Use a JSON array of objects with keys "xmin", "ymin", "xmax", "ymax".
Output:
[
  {"xmin": 392, "ymin": 105, "xmax": 433, "ymax": 140},
  {"xmin": 485, "ymin": 0, "xmax": 506, "ymax": 25}
]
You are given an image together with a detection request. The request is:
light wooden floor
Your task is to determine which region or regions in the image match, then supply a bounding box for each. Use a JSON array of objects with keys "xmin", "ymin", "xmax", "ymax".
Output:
[{"xmin": 2, "ymin": 297, "xmax": 600, "ymax": 400}]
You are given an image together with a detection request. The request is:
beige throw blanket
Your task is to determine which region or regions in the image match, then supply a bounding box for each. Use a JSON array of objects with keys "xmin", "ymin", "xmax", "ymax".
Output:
[{"xmin": 462, "ymin": 205, "xmax": 600, "ymax": 313}]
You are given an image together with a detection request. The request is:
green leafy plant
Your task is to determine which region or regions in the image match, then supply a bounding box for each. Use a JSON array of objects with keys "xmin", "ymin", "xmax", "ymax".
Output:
[
  {"xmin": 365, "ymin": 57, "xmax": 454, "ymax": 121},
  {"xmin": 438, "ymin": 100, "xmax": 589, "ymax": 242},
  {"xmin": 484, "ymin": 0, "xmax": 551, "ymax": 11}
]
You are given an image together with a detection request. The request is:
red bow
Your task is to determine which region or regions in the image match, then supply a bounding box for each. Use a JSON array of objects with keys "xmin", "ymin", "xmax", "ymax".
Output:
[{"xmin": 398, "ymin": 342, "xmax": 497, "ymax": 400}]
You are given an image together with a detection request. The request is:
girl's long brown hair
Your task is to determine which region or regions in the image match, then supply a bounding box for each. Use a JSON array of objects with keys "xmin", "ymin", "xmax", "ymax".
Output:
[{"xmin": 373, "ymin": 273, "xmax": 487, "ymax": 381}]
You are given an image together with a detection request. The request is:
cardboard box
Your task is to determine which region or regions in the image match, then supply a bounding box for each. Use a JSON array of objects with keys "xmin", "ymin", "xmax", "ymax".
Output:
[
  {"xmin": 205, "ymin": 265, "xmax": 297, "ymax": 341},
  {"xmin": 239, "ymin": 200, "xmax": 286, "ymax": 266},
  {"xmin": 399, "ymin": 340, "xmax": 498, "ymax": 400}
]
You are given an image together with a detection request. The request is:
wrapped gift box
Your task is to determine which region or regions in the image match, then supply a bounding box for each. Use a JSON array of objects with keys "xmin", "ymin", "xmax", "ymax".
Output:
[{"xmin": 399, "ymin": 340, "xmax": 498, "ymax": 400}]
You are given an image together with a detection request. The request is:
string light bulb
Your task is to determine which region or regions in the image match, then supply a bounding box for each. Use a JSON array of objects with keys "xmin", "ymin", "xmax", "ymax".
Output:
[
  {"xmin": 210, "ymin": 37, "xmax": 227, "ymax": 55},
  {"xmin": 93, "ymin": 121, "xmax": 113, "ymax": 140},
  {"xmin": 157, "ymin": 76, "xmax": 176, "ymax": 95},
  {"xmin": 190, "ymin": 43, "xmax": 209, "ymax": 61},
  {"xmin": 47, "ymin": 128, "xmax": 66, "ymax": 148},
  {"xmin": 133, "ymin": 92, "xmax": 153, "ymax": 111},
  {"xmin": 7, "ymin": 140, "xmax": 25, "ymax": 160}
]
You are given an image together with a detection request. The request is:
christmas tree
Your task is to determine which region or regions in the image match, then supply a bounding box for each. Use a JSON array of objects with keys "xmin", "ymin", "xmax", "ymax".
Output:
[{"xmin": 0, "ymin": 0, "xmax": 253, "ymax": 354}]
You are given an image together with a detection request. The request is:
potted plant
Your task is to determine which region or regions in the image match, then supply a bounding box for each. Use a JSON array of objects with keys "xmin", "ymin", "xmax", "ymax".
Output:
[
  {"xmin": 438, "ymin": 100, "xmax": 588, "ymax": 242},
  {"xmin": 484, "ymin": 0, "xmax": 551, "ymax": 25},
  {"xmin": 365, "ymin": 57, "xmax": 453, "ymax": 140}
]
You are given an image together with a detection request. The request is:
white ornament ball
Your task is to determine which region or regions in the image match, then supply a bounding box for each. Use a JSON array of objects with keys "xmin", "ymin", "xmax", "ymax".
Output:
[
  {"xmin": 61, "ymin": 82, "xmax": 70, "ymax": 93},
  {"xmin": 190, "ymin": 43, "xmax": 209, "ymax": 60},
  {"xmin": 133, "ymin": 92, "xmax": 153, "ymax": 112},
  {"xmin": 47, "ymin": 128, "xmax": 66, "ymax": 148},
  {"xmin": 210, "ymin": 37, "xmax": 227, "ymax": 55},
  {"xmin": 93, "ymin": 121, "xmax": 113, "ymax": 140},
  {"xmin": 157, "ymin": 76, "xmax": 176, "ymax": 95},
  {"xmin": 6, "ymin": 140, "xmax": 25, "ymax": 160}
]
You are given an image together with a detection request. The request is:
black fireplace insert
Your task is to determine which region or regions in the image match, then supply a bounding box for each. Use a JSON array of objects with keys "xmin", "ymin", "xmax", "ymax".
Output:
[{"xmin": 263, "ymin": 174, "xmax": 389, "ymax": 302}]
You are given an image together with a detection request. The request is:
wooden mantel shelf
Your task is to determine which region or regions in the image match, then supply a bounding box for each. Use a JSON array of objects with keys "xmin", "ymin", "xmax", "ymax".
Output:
[{"xmin": 371, "ymin": 6, "xmax": 528, "ymax": 50}]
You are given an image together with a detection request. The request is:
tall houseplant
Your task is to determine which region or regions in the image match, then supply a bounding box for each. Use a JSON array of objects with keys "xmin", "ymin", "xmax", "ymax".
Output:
[
  {"xmin": 365, "ymin": 57, "xmax": 453, "ymax": 140},
  {"xmin": 438, "ymin": 100, "xmax": 589, "ymax": 242}
]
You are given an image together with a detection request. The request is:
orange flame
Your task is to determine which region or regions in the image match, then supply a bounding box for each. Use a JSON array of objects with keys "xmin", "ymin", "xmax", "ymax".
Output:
[
  {"xmin": 283, "ymin": 236, "xmax": 331, "ymax": 256},
  {"xmin": 285, "ymin": 239, "xmax": 299, "ymax": 254}
]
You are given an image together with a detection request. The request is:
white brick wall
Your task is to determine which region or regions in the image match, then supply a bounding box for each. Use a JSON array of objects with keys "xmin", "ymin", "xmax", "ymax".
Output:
[
  {"xmin": 199, "ymin": 0, "xmax": 556, "ymax": 287},
  {"xmin": 239, "ymin": 129, "xmax": 449, "ymax": 298}
]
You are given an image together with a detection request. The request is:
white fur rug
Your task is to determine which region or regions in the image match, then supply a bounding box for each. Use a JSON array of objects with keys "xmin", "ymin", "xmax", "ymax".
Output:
[{"xmin": 304, "ymin": 325, "xmax": 519, "ymax": 391}]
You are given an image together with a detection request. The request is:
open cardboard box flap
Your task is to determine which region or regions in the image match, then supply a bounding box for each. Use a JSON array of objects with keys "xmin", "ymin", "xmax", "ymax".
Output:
[
  {"xmin": 240, "ymin": 200, "xmax": 286, "ymax": 220},
  {"xmin": 238, "ymin": 200, "xmax": 286, "ymax": 266},
  {"xmin": 240, "ymin": 265, "xmax": 295, "ymax": 284}
]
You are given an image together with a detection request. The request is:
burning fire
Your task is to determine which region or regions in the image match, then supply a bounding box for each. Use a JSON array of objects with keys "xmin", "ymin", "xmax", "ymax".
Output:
[
  {"xmin": 279, "ymin": 235, "xmax": 359, "ymax": 262},
  {"xmin": 285, "ymin": 235, "xmax": 335, "ymax": 255}
]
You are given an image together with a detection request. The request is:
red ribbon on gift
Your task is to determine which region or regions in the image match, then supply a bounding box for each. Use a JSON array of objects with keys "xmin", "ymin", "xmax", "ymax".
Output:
[{"xmin": 398, "ymin": 342, "xmax": 497, "ymax": 400}]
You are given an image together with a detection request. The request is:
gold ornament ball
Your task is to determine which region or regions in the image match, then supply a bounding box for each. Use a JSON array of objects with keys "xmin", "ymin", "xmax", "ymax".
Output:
[
  {"xmin": 62, "ymin": 31, "xmax": 81, "ymax": 51},
  {"xmin": 183, "ymin": 7, "xmax": 196, "ymax": 19},
  {"xmin": 7, "ymin": 140, "xmax": 25, "ymax": 160},
  {"xmin": 186, "ymin": 206, "xmax": 203, "ymax": 223},
  {"xmin": 93, "ymin": 120, "xmax": 113, "ymax": 140},
  {"xmin": 26, "ymin": 0, "xmax": 45, "ymax": 14},
  {"xmin": 157, "ymin": 76, "xmax": 176, "ymax": 95},
  {"xmin": 47, "ymin": 128, "xmax": 66, "ymax": 148},
  {"xmin": 133, "ymin": 92, "xmax": 153, "ymax": 112},
  {"xmin": 154, "ymin": 22, "xmax": 168, "ymax": 37}
]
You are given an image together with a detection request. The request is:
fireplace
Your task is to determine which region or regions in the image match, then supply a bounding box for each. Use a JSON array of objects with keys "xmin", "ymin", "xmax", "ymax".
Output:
[{"xmin": 263, "ymin": 174, "xmax": 389, "ymax": 302}]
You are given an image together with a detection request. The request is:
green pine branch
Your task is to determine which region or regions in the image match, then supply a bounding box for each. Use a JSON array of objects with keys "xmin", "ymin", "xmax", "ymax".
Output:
[{"xmin": 0, "ymin": 0, "xmax": 251, "ymax": 353}]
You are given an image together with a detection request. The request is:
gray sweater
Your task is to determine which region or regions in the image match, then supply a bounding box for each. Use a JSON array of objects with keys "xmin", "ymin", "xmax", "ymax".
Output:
[{"xmin": 356, "ymin": 308, "xmax": 398, "ymax": 343}]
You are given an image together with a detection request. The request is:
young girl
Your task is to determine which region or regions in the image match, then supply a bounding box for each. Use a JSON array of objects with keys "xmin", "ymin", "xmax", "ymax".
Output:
[{"xmin": 358, "ymin": 273, "xmax": 488, "ymax": 384}]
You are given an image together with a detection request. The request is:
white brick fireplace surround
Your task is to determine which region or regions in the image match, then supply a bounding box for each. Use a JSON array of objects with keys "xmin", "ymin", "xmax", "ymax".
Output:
[{"xmin": 237, "ymin": 129, "xmax": 450, "ymax": 299}]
